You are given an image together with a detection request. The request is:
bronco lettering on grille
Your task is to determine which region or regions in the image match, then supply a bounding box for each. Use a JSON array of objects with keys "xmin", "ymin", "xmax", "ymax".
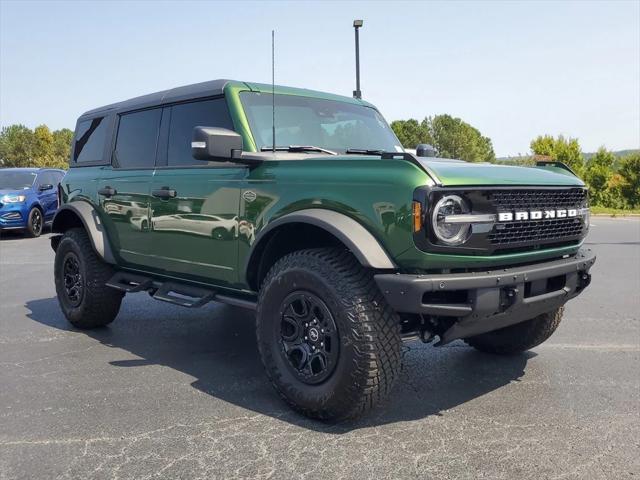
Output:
[{"xmin": 498, "ymin": 209, "xmax": 580, "ymax": 222}]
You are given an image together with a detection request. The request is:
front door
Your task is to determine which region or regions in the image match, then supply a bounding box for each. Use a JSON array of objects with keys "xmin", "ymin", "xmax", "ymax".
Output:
[
  {"xmin": 98, "ymin": 107, "xmax": 162, "ymax": 268},
  {"xmin": 149, "ymin": 168, "xmax": 244, "ymax": 286},
  {"xmin": 35, "ymin": 171, "xmax": 59, "ymax": 221},
  {"xmin": 146, "ymin": 97, "xmax": 245, "ymax": 287}
]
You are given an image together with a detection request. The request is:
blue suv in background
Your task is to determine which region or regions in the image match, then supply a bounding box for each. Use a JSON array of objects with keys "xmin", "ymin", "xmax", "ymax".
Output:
[{"xmin": 0, "ymin": 168, "xmax": 66, "ymax": 237}]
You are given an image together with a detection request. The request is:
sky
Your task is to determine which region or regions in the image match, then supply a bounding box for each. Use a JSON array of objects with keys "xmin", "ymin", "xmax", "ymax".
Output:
[{"xmin": 0, "ymin": 0, "xmax": 638, "ymax": 157}]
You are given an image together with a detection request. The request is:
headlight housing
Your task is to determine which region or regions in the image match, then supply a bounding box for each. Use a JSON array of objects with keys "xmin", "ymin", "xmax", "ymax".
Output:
[
  {"xmin": 1, "ymin": 194, "xmax": 26, "ymax": 203},
  {"xmin": 431, "ymin": 195, "xmax": 471, "ymax": 245}
]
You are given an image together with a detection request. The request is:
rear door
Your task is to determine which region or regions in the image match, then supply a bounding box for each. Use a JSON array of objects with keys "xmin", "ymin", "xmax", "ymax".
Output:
[
  {"xmin": 98, "ymin": 108, "xmax": 161, "ymax": 268},
  {"xmin": 148, "ymin": 97, "xmax": 246, "ymax": 287}
]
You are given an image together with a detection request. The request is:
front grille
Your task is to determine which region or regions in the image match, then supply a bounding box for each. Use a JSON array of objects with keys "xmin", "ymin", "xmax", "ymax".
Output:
[
  {"xmin": 489, "ymin": 217, "xmax": 584, "ymax": 245},
  {"xmin": 487, "ymin": 188, "xmax": 587, "ymax": 250},
  {"xmin": 489, "ymin": 189, "xmax": 587, "ymax": 211}
]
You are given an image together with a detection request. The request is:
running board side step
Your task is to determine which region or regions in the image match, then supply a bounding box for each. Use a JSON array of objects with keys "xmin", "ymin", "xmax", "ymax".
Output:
[
  {"xmin": 106, "ymin": 271, "xmax": 257, "ymax": 310},
  {"xmin": 106, "ymin": 272, "xmax": 153, "ymax": 293}
]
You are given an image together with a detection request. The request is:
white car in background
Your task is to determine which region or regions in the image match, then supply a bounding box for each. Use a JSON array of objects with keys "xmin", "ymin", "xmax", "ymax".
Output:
[{"xmin": 151, "ymin": 213, "xmax": 238, "ymax": 239}]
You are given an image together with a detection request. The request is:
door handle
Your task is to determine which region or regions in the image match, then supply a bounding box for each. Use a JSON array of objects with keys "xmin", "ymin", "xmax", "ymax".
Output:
[
  {"xmin": 98, "ymin": 186, "xmax": 117, "ymax": 197},
  {"xmin": 152, "ymin": 187, "xmax": 177, "ymax": 199}
]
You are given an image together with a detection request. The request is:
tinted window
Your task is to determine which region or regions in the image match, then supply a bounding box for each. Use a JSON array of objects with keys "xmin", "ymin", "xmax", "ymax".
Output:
[
  {"xmin": 37, "ymin": 172, "xmax": 57, "ymax": 187},
  {"xmin": 74, "ymin": 117, "xmax": 108, "ymax": 163},
  {"xmin": 115, "ymin": 109, "xmax": 162, "ymax": 168},
  {"xmin": 167, "ymin": 98, "xmax": 234, "ymax": 166}
]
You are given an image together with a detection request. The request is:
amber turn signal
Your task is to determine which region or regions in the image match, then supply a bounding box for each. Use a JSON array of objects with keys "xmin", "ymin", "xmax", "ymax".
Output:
[{"xmin": 412, "ymin": 201, "xmax": 422, "ymax": 232}]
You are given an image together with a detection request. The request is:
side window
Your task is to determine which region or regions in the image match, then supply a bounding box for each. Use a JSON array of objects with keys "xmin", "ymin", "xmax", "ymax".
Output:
[
  {"xmin": 37, "ymin": 172, "xmax": 54, "ymax": 188},
  {"xmin": 167, "ymin": 98, "xmax": 234, "ymax": 166},
  {"xmin": 114, "ymin": 109, "xmax": 162, "ymax": 168},
  {"xmin": 74, "ymin": 116, "xmax": 108, "ymax": 163}
]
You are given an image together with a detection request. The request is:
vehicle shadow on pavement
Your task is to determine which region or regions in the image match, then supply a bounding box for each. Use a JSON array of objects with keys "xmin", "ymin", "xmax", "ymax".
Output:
[{"xmin": 26, "ymin": 295, "xmax": 533, "ymax": 433}]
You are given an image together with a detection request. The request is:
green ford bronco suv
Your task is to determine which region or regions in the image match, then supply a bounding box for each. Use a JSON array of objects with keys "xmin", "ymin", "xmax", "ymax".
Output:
[{"xmin": 52, "ymin": 79, "xmax": 595, "ymax": 420}]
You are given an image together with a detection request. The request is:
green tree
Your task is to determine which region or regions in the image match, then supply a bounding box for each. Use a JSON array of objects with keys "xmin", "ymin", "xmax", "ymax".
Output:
[
  {"xmin": 391, "ymin": 114, "xmax": 495, "ymax": 162},
  {"xmin": 530, "ymin": 134, "xmax": 584, "ymax": 175},
  {"xmin": 390, "ymin": 119, "xmax": 431, "ymax": 149},
  {"xmin": 0, "ymin": 124, "xmax": 35, "ymax": 167},
  {"xmin": 617, "ymin": 152, "xmax": 640, "ymax": 208},
  {"xmin": 584, "ymin": 147, "xmax": 615, "ymax": 206},
  {"xmin": 33, "ymin": 124, "xmax": 55, "ymax": 167},
  {"xmin": 51, "ymin": 128, "xmax": 74, "ymax": 169},
  {"xmin": 424, "ymin": 114, "xmax": 495, "ymax": 162},
  {"xmin": 0, "ymin": 124, "xmax": 72, "ymax": 169}
]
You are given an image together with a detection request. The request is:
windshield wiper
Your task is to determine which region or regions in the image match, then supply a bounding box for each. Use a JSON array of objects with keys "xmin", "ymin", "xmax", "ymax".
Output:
[
  {"xmin": 345, "ymin": 148, "xmax": 385, "ymax": 155},
  {"xmin": 260, "ymin": 145, "xmax": 337, "ymax": 155}
]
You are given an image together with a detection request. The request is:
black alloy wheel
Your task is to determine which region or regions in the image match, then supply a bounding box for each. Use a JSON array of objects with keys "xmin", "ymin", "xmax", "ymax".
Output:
[
  {"xmin": 279, "ymin": 292, "xmax": 339, "ymax": 384},
  {"xmin": 62, "ymin": 251, "xmax": 84, "ymax": 307},
  {"xmin": 28, "ymin": 208, "xmax": 43, "ymax": 237}
]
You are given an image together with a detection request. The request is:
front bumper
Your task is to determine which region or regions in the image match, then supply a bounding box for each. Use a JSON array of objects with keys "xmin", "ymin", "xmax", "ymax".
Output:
[
  {"xmin": 375, "ymin": 248, "xmax": 596, "ymax": 344},
  {"xmin": 0, "ymin": 207, "xmax": 27, "ymax": 229}
]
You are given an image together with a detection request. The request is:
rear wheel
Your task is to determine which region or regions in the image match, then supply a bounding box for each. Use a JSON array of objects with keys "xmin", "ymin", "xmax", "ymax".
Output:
[
  {"xmin": 54, "ymin": 228, "xmax": 123, "ymax": 328},
  {"xmin": 464, "ymin": 307, "xmax": 563, "ymax": 355},
  {"xmin": 256, "ymin": 248, "xmax": 402, "ymax": 421},
  {"xmin": 26, "ymin": 208, "xmax": 43, "ymax": 237}
]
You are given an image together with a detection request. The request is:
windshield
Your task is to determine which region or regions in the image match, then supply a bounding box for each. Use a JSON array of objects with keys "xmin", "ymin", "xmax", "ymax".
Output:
[
  {"xmin": 0, "ymin": 171, "xmax": 37, "ymax": 190},
  {"xmin": 240, "ymin": 92, "xmax": 403, "ymax": 154}
]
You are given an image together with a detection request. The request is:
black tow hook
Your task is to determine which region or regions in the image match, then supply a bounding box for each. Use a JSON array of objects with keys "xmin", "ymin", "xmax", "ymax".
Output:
[
  {"xmin": 500, "ymin": 287, "xmax": 518, "ymax": 309},
  {"xmin": 578, "ymin": 272, "xmax": 592, "ymax": 289}
]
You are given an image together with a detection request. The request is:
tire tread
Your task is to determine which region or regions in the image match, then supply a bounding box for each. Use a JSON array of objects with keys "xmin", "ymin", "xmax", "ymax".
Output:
[{"xmin": 256, "ymin": 248, "xmax": 401, "ymax": 420}]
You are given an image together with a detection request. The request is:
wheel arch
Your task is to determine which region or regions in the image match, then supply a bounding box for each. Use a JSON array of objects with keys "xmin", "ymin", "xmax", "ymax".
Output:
[
  {"xmin": 245, "ymin": 209, "xmax": 396, "ymax": 291},
  {"xmin": 51, "ymin": 202, "xmax": 116, "ymax": 264}
]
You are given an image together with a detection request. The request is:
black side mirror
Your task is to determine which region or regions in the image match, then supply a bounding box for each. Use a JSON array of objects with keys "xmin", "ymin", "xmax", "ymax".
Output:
[
  {"xmin": 192, "ymin": 127, "xmax": 243, "ymax": 161},
  {"xmin": 416, "ymin": 144, "xmax": 438, "ymax": 158},
  {"xmin": 38, "ymin": 184, "xmax": 54, "ymax": 191}
]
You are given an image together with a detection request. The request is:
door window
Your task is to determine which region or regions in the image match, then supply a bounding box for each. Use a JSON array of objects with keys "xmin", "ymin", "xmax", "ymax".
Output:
[
  {"xmin": 114, "ymin": 109, "xmax": 162, "ymax": 168},
  {"xmin": 167, "ymin": 98, "xmax": 234, "ymax": 166},
  {"xmin": 37, "ymin": 171, "xmax": 56, "ymax": 189}
]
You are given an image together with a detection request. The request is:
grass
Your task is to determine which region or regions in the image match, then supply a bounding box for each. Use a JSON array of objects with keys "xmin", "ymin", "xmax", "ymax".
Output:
[{"xmin": 590, "ymin": 206, "xmax": 640, "ymax": 216}]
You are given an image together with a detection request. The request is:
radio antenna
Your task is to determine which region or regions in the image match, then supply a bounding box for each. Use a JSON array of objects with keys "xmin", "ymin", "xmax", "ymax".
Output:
[{"xmin": 271, "ymin": 30, "xmax": 276, "ymax": 152}]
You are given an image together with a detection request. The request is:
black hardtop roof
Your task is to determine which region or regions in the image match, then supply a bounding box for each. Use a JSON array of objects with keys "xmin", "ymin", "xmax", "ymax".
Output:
[{"xmin": 80, "ymin": 79, "xmax": 233, "ymax": 118}]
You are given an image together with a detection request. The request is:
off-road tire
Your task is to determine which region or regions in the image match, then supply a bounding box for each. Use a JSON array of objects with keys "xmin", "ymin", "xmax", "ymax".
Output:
[
  {"xmin": 54, "ymin": 227, "xmax": 123, "ymax": 329},
  {"xmin": 256, "ymin": 248, "xmax": 402, "ymax": 421},
  {"xmin": 26, "ymin": 207, "xmax": 43, "ymax": 237},
  {"xmin": 464, "ymin": 307, "xmax": 564, "ymax": 355}
]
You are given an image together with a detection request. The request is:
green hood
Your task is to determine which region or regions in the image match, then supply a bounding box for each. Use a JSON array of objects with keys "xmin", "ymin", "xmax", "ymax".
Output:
[{"xmin": 419, "ymin": 159, "xmax": 584, "ymax": 187}]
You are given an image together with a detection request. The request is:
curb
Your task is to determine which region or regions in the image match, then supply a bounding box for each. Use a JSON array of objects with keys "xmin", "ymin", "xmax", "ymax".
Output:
[{"xmin": 592, "ymin": 213, "xmax": 640, "ymax": 217}]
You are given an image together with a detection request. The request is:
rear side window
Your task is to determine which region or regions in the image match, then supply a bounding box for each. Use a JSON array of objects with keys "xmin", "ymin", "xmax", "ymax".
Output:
[
  {"xmin": 114, "ymin": 109, "xmax": 162, "ymax": 168},
  {"xmin": 167, "ymin": 98, "xmax": 234, "ymax": 166},
  {"xmin": 74, "ymin": 117, "xmax": 108, "ymax": 163}
]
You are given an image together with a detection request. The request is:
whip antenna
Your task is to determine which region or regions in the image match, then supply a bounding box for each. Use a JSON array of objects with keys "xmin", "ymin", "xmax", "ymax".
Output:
[{"xmin": 272, "ymin": 30, "xmax": 276, "ymax": 152}]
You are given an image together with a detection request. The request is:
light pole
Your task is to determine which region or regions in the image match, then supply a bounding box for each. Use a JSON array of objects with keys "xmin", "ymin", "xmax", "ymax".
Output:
[{"xmin": 353, "ymin": 19, "xmax": 363, "ymax": 99}]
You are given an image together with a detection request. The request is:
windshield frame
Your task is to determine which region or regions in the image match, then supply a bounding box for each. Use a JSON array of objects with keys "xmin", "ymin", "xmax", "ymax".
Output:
[
  {"xmin": 239, "ymin": 92, "xmax": 403, "ymax": 155},
  {"xmin": 0, "ymin": 171, "xmax": 37, "ymax": 190}
]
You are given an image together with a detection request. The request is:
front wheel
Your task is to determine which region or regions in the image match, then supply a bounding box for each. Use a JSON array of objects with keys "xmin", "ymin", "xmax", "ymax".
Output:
[
  {"xmin": 256, "ymin": 248, "xmax": 402, "ymax": 421},
  {"xmin": 464, "ymin": 307, "xmax": 564, "ymax": 355},
  {"xmin": 54, "ymin": 228, "xmax": 123, "ymax": 329},
  {"xmin": 26, "ymin": 208, "xmax": 43, "ymax": 237}
]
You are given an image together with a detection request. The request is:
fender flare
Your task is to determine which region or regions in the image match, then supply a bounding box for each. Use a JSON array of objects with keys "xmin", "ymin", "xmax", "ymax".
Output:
[
  {"xmin": 246, "ymin": 209, "xmax": 396, "ymax": 283},
  {"xmin": 51, "ymin": 202, "xmax": 116, "ymax": 264}
]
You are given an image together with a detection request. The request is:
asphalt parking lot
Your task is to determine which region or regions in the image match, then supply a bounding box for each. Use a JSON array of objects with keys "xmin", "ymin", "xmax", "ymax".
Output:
[{"xmin": 0, "ymin": 217, "xmax": 638, "ymax": 480}]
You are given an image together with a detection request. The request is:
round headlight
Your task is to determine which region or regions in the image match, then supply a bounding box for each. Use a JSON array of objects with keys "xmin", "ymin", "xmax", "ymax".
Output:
[{"xmin": 432, "ymin": 195, "xmax": 471, "ymax": 245}]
